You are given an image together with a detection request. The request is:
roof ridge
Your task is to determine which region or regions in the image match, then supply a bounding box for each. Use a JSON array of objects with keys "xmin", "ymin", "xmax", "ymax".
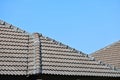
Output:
[
  {"xmin": 0, "ymin": 19, "xmax": 30, "ymax": 34},
  {"xmin": 38, "ymin": 33, "xmax": 86, "ymax": 56},
  {"xmin": 90, "ymin": 40, "xmax": 120, "ymax": 55}
]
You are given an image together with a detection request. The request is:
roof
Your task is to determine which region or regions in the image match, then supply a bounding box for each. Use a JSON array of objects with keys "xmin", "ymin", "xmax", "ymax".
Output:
[
  {"xmin": 0, "ymin": 20, "xmax": 120, "ymax": 77},
  {"xmin": 91, "ymin": 40, "xmax": 120, "ymax": 69},
  {"xmin": 0, "ymin": 20, "xmax": 29, "ymax": 75}
]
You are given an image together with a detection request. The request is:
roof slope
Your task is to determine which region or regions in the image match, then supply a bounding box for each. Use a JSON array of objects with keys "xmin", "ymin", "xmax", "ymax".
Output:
[
  {"xmin": 91, "ymin": 41, "xmax": 120, "ymax": 69},
  {"xmin": 38, "ymin": 34, "xmax": 120, "ymax": 77},
  {"xmin": 0, "ymin": 20, "xmax": 29, "ymax": 75},
  {"xmin": 0, "ymin": 20, "xmax": 120, "ymax": 77}
]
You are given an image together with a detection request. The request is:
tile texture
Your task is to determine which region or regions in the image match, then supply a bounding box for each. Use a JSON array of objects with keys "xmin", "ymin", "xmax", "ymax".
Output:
[
  {"xmin": 91, "ymin": 41, "xmax": 120, "ymax": 69},
  {"xmin": 0, "ymin": 20, "xmax": 120, "ymax": 77}
]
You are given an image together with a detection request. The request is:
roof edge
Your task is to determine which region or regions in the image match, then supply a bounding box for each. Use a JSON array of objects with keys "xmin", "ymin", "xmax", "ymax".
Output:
[
  {"xmin": 90, "ymin": 40, "xmax": 120, "ymax": 55},
  {"xmin": 37, "ymin": 33, "xmax": 88, "ymax": 56},
  {"xmin": 89, "ymin": 40, "xmax": 120, "ymax": 71},
  {"xmin": 0, "ymin": 19, "xmax": 30, "ymax": 35},
  {"xmin": 37, "ymin": 33, "xmax": 106, "ymax": 63}
]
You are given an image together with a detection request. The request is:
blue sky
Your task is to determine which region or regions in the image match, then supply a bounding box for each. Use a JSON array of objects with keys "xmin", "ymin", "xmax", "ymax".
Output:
[{"xmin": 0, "ymin": 0, "xmax": 120, "ymax": 54}]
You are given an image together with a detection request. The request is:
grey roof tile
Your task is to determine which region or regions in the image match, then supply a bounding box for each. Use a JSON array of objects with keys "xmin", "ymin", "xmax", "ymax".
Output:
[
  {"xmin": 0, "ymin": 19, "xmax": 120, "ymax": 77},
  {"xmin": 91, "ymin": 41, "xmax": 120, "ymax": 69},
  {"xmin": 39, "ymin": 35, "xmax": 120, "ymax": 77},
  {"xmin": 0, "ymin": 20, "xmax": 29, "ymax": 75}
]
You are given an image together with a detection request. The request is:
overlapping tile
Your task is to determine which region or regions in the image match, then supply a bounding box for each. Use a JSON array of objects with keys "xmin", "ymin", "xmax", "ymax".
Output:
[
  {"xmin": 91, "ymin": 41, "xmax": 120, "ymax": 69},
  {"xmin": 0, "ymin": 20, "xmax": 29, "ymax": 75},
  {"xmin": 0, "ymin": 20, "xmax": 120, "ymax": 77},
  {"xmin": 40, "ymin": 35, "xmax": 120, "ymax": 77}
]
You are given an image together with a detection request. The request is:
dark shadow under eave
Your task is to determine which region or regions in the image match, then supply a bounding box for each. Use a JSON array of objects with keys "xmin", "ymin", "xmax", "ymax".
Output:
[{"xmin": 1, "ymin": 74, "xmax": 120, "ymax": 80}]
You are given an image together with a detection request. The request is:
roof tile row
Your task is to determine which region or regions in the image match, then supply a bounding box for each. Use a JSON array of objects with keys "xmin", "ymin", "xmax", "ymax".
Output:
[{"xmin": 0, "ymin": 20, "xmax": 120, "ymax": 77}]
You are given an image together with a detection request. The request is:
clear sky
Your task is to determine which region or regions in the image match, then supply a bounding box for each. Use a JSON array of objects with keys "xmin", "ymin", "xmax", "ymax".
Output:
[{"xmin": 0, "ymin": 0, "xmax": 120, "ymax": 54}]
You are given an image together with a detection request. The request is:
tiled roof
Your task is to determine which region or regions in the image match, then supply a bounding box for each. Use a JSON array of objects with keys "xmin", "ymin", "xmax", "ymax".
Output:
[
  {"xmin": 91, "ymin": 41, "xmax": 120, "ymax": 69},
  {"xmin": 39, "ymin": 35, "xmax": 120, "ymax": 77},
  {"xmin": 0, "ymin": 20, "xmax": 29, "ymax": 75},
  {"xmin": 0, "ymin": 20, "xmax": 120, "ymax": 77}
]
